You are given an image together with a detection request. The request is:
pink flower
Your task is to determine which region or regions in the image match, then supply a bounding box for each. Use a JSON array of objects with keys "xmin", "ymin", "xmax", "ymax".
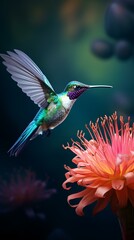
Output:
[
  {"xmin": 62, "ymin": 112, "xmax": 134, "ymax": 216},
  {"xmin": 0, "ymin": 170, "xmax": 56, "ymax": 211}
]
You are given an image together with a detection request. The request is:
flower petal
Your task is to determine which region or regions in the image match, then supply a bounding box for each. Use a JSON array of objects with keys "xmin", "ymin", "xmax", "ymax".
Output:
[
  {"xmin": 112, "ymin": 179, "xmax": 124, "ymax": 190},
  {"xmin": 75, "ymin": 189, "xmax": 97, "ymax": 216},
  {"xmin": 116, "ymin": 187, "xmax": 128, "ymax": 208},
  {"xmin": 110, "ymin": 191, "xmax": 119, "ymax": 213},
  {"xmin": 125, "ymin": 172, "xmax": 134, "ymax": 186},
  {"xmin": 95, "ymin": 185, "xmax": 111, "ymax": 198},
  {"xmin": 93, "ymin": 191, "xmax": 112, "ymax": 215},
  {"xmin": 67, "ymin": 189, "xmax": 90, "ymax": 208}
]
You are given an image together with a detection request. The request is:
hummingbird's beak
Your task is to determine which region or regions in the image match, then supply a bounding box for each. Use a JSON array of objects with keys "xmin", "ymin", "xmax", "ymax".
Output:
[{"xmin": 88, "ymin": 85, "xmax": 113, "ymax": 89}]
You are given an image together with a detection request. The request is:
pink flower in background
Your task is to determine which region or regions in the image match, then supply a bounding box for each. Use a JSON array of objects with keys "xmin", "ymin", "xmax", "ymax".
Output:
[
  {"xmin": 0, "ymin": 170, "xmax": 56, "ymax": 211},
  {"xmin": 63, "ymin": 112, "xmax": 134, "ymax": 216}
]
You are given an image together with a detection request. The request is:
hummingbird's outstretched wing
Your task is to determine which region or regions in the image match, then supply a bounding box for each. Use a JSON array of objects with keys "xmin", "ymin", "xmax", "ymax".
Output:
[{"xmin": 0, "ymin": 49, "xmax": 57, "ymax": 108}]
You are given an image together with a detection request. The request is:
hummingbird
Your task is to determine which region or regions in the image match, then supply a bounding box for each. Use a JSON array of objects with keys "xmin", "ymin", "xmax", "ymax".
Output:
[{"xmin": 0, "ymin": 50, "xmax": 112, "ymax": 156}]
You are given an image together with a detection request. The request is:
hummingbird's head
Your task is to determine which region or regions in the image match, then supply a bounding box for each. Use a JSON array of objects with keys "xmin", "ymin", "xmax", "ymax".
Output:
[
  {"xmin": 64, "ymin": 81, "xmax": 89, "ymax": 100},
  {"xmin": 64, "ymin": 81, "xmax": 113, "ymax": 100}
]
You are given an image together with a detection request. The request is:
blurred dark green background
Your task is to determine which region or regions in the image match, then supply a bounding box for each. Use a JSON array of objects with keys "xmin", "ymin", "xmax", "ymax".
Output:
[{"xmin": 1, "ymin": 0, "xmax": 134, "ymax": 239}]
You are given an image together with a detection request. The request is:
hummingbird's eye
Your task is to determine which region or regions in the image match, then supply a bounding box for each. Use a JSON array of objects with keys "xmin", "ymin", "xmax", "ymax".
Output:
[
  {"xmin": 74, "ymin": 86, "xmax": 81, "ymax": 90},
  {"xmin": 70, "ymin": 85, "xmax": 81, "ymax": 92}
]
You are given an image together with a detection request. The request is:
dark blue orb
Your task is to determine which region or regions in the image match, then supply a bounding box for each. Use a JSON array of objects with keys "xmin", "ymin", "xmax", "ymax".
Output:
[
  {"xmin": 105, "ymin": 3, "xmax": 134, "ymax": 40},
  {"xmin": 91, "ymin": 39, "xmax": 114, "ymax": 59},
  {"xmin": 115, "ymin": 40, "xmax": 133, "ymax": 60}
]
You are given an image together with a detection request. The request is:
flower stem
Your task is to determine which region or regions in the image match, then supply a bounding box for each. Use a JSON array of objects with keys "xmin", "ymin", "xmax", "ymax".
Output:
[{"xmin": 117, "ymin": 202, "xmax": 134, "ymax": 240}]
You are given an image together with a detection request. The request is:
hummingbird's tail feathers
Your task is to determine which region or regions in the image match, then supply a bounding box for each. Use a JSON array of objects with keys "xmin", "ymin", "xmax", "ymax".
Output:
[{"xmin": 8, "ymin": 121, "xmax": 38, "ymax": 157}]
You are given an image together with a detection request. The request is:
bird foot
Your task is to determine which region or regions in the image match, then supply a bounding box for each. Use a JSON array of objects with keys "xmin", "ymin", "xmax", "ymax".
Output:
[{"xmin": 43, "ymin": 129, "xmax": 51, "ymax": 137}]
